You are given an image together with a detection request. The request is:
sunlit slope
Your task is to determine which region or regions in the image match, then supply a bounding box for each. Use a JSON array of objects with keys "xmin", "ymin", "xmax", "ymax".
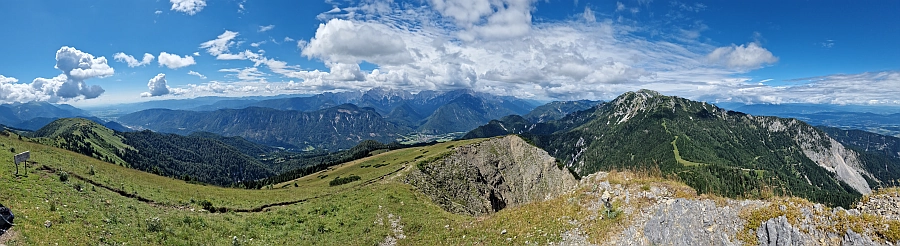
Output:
[
  {"xmin": 30, "ymin": 117, "xmax": 132, "ymax": 166},
  {"xmin": 0, "ymin": 132, "xmax": 592, "ymax": 245}
]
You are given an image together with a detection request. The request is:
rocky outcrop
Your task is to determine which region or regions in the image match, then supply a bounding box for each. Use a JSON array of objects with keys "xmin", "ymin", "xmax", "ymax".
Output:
[
  {"xmin": 404, "ymin": 135, "xmax": 577, "ymax": 216},
  {"xmin": 858, "ymin": 192, "xmax": 900, "ymax": 221},
  {"xmin": 800, "ymin": 138, "xmax": 873, "ymax": 195},
  {"xmin": 757, "ymin": 216, "xmax": 813, "ymax": 246},
  {"xmin": 612, "ymin": 198, "xmax": 759, "ymax": 246},
  {"xmin": 758, "ymin": 117, "xmax": 874, "ymax": 195}
]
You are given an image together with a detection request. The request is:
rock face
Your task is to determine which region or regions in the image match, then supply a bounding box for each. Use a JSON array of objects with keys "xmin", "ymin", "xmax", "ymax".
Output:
[
  {"xmin": 405, "ymin": 135, "xmax": 577, "ymax": 216},
  {"xmin": 641, "ymin": 199, "xmax": 747, "ymax": 246},
  {"xmin": 757, "ymin": 216, "xmax": 813, "ymax": 246},
  {"xmin": 613, "ymin": 197, "xmax": 758, "ymax": 246}
]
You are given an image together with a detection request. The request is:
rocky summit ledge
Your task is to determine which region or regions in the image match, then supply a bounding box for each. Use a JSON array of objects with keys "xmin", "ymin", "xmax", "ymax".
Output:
[{"xmin": 562, "ymin": 172, "xmax": 899, "ymax": 246}]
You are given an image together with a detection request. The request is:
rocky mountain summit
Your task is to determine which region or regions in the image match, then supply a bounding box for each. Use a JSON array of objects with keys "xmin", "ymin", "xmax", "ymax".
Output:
[{"xmin": 405, "ymin": 135, "xmax": 577, "ymax": 216}]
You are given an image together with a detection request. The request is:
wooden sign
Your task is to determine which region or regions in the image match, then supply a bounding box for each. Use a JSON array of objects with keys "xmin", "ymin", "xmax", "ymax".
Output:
[{"xmin": 14, "ymin": 151, "xmax": 28, "ymax": 165}]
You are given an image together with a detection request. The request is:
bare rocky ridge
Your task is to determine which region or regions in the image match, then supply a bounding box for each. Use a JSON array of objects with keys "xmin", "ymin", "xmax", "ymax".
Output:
[{"xmin": 404, "ymin": 135, "xmax": 577, "ymax": 216}]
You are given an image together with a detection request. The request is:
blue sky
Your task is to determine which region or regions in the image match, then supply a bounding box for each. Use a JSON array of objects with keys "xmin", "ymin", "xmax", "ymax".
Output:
[{"xmin": 0, "ymin": 0, "xmax": 898, "ymax": 106}]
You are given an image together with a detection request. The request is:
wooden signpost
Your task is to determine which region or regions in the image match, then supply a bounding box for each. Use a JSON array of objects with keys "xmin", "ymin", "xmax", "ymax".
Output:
[{"xmin": 14, "ymin": 151, "xmax": 29, "ymax": 176}]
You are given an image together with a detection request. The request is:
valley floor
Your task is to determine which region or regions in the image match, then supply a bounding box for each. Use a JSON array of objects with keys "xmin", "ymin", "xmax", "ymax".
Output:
[{"xmin": 1, "ymin": 133, "xmax": 899, "ymax": 245}]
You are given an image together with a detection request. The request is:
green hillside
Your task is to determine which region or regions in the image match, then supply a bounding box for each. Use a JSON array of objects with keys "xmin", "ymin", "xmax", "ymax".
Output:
[
  {"xmin": 30, "ymin": 118, "xmax": 132, "ymax": 166},
  {"xmin": 29, "ymin": 118, "xmax": 275, "ymax": 187}
]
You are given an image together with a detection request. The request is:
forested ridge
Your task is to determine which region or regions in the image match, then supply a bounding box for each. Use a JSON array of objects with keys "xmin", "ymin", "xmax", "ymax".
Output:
[
  {"xmin": 28, "ymin": 118, "xmax": 421, "ymax": 188},
  {"xmin": 31, "ymin": 118, "xmax": 276, "ymax": 186}
]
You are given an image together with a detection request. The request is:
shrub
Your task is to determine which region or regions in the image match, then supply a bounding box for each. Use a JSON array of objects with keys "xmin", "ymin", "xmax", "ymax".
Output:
[
  {"xmin": 59, "ymin": 171, "xmax": 69, "ymax": 182},
  {"xmin": 199, "ymin": 200, "xmax": 214, "ymax": 212},
  {"xmin": 88, "ymin": 165, "xmax": 95, "ymax": 176},
  {"xmin": 329, "ymin": 175, "xmax": 361, "ymax": 186},
  {"xmin": 146, "ymin": 217, "xmax": 163, "ymax": 232}
]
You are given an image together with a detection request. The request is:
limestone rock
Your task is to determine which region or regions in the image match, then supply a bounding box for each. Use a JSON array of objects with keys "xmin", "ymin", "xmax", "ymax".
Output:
[{"xmin": 404, "ymin": 135, "xmax": 577, "ymax": 216}]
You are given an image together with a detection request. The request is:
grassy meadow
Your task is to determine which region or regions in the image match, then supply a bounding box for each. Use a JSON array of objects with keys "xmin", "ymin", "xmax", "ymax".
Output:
[{"xmin": 0, "ymin": 133, "xmax": 587, "ymax": 245}]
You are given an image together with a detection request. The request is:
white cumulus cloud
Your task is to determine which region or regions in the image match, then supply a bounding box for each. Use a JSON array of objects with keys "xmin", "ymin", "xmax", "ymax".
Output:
[
  {"xmin": 113, "ymin": 52, "xmax": 155, "ymax": 67},
  {"xmin": 707, "ymin": 42, "xmax": 778, "ymax": 70},
  {"xmin": 429, "ymin": 0, "xmax": 536, "ymax": 41},
  {"xmin": 170, "ymin": 0, "xmax": 206, "ymax": 15},
  {"xmin": 0, "ymin": 47, "xmax": 114, "ymax": 103},
  {"xmin": 158, "ymin": 52, "xmax": 196, "ymax": 69},
  {"xmin": 56, "ymin": 46, "xmax": 115, "ymax": 81},
  {"xmin": 142, "ymin": 73, "xmax": 171, "ymax": 97},
  {"xmin": 302, "ymin": 19, "xmax": 412, "ymax": 65}
]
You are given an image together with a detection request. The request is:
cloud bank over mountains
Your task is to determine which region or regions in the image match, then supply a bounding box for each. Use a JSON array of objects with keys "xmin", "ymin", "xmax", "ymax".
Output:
[{"xmin": 1, "ymin": 0, "xmax": 898, "ymax": 106}]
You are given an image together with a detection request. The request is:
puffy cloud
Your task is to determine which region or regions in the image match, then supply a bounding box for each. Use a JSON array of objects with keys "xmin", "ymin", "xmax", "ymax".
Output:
[
  {"xmin": 258, "ymin": 25, "xmax": 275, "ymax": 32},
  {"xmin": 707, "ymin": 42, "xmax": 778, "ymax": 70},
  {"xmin": 0, "ymin": 47, "xmax": 112, "ymax": 103},
  {"xmin": 142, "ymin": 73, "xmax": 170, "ymax": 97},
  {"xmin": 0, "ymin": 74, "xmax": 41, "ymax": 103},
  {"xmin": 326, "ymin": 63, "xmax": 366, "ymax": 81},
  {"xmin": 113, "ymin": 52, "xmax": 155, "ymax": 67},
  {"xmin": 250, "ymin": 41, "xmax": 266, "ymax": 47},
  {"xmin": 302, "ymin": 19, "xmax": 412, "ymax": 65},
  {"xmin": 170, "ymin": 0, "xmax": 206, "ymax": 15},
  {"xmin": 429, "ymin": 0, "xmax": 494, "ymax": 27},
  {"xmin": 0, "ymin": 74, "xmax": 17, "ymax": 84},
  {"xmin": 188, "ymin": 70, "xmax": 207, "ymax": 79},
  {"xmin": 199, "ymin": 30, "xmax": 239, "ymax": 56},
  {"xmin": 430, "ymin": 0, "xmax": 535, "ymax": 40},
  {"xmin": 158, "ymin": 52, "xmax": 196, "ymax": 69},
  {"xmin": 46, "ymin": 47, "xmax": 111, "ymax": 99},
  {"xmin": 55, "ymin": 46, "xmax": 114, "ymax": 81}
]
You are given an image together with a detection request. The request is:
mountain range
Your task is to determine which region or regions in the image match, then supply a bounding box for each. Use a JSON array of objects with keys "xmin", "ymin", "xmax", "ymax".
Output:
[{"xmin": 116, "ymin": 88, "xmax": 539, "ymax": 150}]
